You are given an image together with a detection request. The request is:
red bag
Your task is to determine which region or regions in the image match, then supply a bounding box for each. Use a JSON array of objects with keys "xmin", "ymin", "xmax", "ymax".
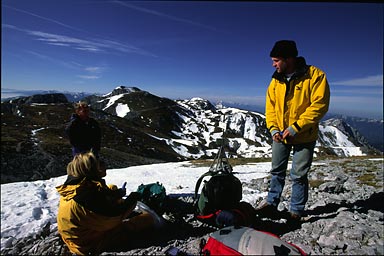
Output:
[
  {"xmin": 201, "ymin": 226, "xmax": 306, "ymax": 256},
  {"xmin": 202, "ymin": 235, "xmax": 242, "ymax": 255}
]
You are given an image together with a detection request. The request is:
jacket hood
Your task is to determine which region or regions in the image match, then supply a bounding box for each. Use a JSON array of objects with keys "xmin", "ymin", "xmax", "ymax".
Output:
[
  {"xmin": 56, "ymin": 183, "xmax": 77, "ymax": 201},
  {"xmin": 56, "ymin": 176, "xmax": 82, "ymax": 200},
  {"xmin": 56, "ymin": 176, "xmax": 104, "ymax": 200}
]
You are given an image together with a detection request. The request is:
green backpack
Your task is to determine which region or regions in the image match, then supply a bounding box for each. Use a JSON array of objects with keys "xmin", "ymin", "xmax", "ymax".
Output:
[
  {"xmin": 196, "ymin": 172, "xmax": 242, "ymax": 215},
  {"xmin": 136, "ymin": 182, "xmax": 167, "ymax": 214},
  {"xmin": 194, "ymin": 145, "xmax": 242, "ymax": 216}
]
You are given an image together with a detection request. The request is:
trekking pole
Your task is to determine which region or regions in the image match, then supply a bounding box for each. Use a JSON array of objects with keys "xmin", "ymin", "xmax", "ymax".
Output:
[
  {"xmin": 221, "ymin": 114, "xmax": 233, "ymax": 173},
  {"xmin": 210, "ymin": 113, "xmax": 233, "ymax": 173}
]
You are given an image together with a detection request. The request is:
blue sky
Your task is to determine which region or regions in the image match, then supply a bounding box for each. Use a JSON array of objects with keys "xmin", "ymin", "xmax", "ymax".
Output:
[{"xmin": 2, "ymin": 1, "xmax": 383, "ymax": 119}]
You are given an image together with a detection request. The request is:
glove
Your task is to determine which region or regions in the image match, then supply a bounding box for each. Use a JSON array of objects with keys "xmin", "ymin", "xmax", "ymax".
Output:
[{"xmin": 118, "ymin": 182, "xmax": 127, "ymax": 197}]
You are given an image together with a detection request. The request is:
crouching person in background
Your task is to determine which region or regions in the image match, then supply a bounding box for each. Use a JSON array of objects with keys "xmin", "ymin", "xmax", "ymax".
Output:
[{"xmin": 56, "ymin": 151, "xmax": 163, "ymax": 255}]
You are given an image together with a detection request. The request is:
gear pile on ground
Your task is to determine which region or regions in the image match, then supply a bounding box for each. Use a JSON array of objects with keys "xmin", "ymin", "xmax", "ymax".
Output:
[{"xmin": 1, "ymin": 158, "xmax": 383, "ymax": 255}]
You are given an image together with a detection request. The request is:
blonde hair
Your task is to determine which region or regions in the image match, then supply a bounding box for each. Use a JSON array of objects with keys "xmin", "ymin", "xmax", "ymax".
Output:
[{"xmin": 67, "ymin": 151, "xmax": 99, "ymax": 179}]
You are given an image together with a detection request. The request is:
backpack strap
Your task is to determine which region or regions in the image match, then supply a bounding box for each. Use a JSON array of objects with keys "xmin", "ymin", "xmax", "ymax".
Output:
[
  {"xmin": 193, "ymin": 170, "xmax": 237, "ymax": 207},
  {"xmin": 196, "ymin": 210, "xmax": 222, "ymax": 221},
  {"xmin": 196, "ymin": 143, "xmax": 233, "ymax": 199},
  {"xmin": 194, "ymin": 171, "xmax": 214, "ymax": 200}
]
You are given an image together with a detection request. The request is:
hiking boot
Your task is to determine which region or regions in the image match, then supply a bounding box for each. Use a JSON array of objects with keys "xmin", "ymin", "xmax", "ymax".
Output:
[
  {"xmin": 286, "ymin": 212, "xmax": 302, "ymax": 228},
  {"xmin": 289, "ymin": 212, "xmax": 301, "ymax": 221},
  {"xmin": 255, "ymin": 200, "xmax": 279, "ymax": 219}
]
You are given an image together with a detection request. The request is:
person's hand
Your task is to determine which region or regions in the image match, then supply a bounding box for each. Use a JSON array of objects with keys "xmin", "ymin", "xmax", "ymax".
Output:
[
  {"xmin": 118, "ymin": 182, "xmax": 127, "ymax": 197},
  {"xmin": 273, "ymin": 130, "xmax": 294, "ymax": 143},
  {"xmin": 281, "ymin": 129, "xmax": 294, "ymax": 142},
  {"xmin": 273, "ymin": 132, "xmax": 283, "ymax": 142}
]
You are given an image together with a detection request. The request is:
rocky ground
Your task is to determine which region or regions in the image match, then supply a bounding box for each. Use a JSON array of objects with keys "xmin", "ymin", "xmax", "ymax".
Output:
[{"xmin": 1, "ymin": 157, "xmax": 383, "ymax": 255}]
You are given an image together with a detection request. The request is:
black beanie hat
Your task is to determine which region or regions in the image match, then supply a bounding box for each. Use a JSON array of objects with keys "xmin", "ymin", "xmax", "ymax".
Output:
[{"xmin": 270, "ymin": 40, "xmax": 298, "ymax": 58}]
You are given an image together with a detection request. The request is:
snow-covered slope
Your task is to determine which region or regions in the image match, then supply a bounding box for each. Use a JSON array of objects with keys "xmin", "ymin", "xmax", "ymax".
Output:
[{"xmin": 84, "ymin": 86, "xmax": 377, "ymax": 158}]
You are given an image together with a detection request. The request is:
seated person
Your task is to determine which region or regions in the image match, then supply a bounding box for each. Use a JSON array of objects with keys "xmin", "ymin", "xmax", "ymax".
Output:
[{"xmin": 56, "ymin": 151, "xmax": 162, "ymax": 255}]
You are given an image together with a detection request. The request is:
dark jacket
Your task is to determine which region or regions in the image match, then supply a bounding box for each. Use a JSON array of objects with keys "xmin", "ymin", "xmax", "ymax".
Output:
[{"xmin": 65, "ymin": 114, "xmax": 101, "ymax": 156}]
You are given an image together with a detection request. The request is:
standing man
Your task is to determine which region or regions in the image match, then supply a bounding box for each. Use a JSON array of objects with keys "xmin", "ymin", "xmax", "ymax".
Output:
[
  {"xmin": 66, "ymin": 101, "xmax": 101, "ymax": 157},
  {"xmin": 256, "ymin": 40, "xmax": 330, "ymax": 222}
]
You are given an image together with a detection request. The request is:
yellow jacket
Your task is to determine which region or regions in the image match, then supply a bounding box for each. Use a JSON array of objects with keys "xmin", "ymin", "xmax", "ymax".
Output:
[
  {"xmin": 56, "ymin": 176, "xmax": 135, "ymax": 255},
  {"xmin": 265, "ymin": 57, "xmax": 330, "ymax": 144}
]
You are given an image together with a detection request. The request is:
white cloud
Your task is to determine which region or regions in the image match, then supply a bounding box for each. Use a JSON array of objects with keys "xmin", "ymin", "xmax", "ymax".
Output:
[
  {"xmin": 26, "ymin": 51, "xmax": 81, "ymax": 70},
  {"xmin": 332, "ymin": 75, "xmax": 383, "ymax": 86},
  {"xmin": 5, "ymin": 24, "xmax": 157, "ymax": 57},
  {"xmin": 77, "ymin": 75, "xmax": 100, "ymax": 80},
  {"xmin": 78, "ymin": 67, "xmax": 106, "ymax": 81},
  {"xmin": 28, "ymin": 31, "xmax": 107, "ymax": 53},
  {"xmin": 2, "ymin": 24, "xmax": 19, "ymax": 30},
  {"xmin": 26, "ymin": 51, "xmax": 103, "ymax": 81},
  {"xmin": 85, "ymin": 67, "xmax": 104, "ymax": 73},
  {"xmin": 46, "ymin": 42, "xmax": 71, "ymax": 47},
  {"xmin": 74, "ymin": 46, "xmax": 102, "ymax": 53}
]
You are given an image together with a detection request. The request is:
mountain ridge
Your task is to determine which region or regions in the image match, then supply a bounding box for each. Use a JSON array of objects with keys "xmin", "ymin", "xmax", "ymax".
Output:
[{"xmin": 1, "ymin": 86, "xmax": 381, "ymax": 184}]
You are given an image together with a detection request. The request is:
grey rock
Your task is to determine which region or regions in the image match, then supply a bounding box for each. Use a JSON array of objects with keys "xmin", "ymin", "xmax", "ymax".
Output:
[{"xmin": 318, "ymin": 181, "xmax": 344, "ymax": 193}]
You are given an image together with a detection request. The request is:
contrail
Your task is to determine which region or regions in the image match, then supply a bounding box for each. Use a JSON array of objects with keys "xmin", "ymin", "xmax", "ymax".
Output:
[
  {"xmin": 3, "ymin": 4, "xmax": 85, "ymax": 32},
  {"xmin": 113, "ymin": 1, "xmax": 220, "ymax": 32}
]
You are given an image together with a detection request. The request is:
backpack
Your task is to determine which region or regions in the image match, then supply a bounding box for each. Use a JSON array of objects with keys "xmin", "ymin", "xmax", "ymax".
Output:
[
  {"xmin": 136, "ymin": 182, "xmax": 167, "ymax": 215},
  {"xmin": 200, "ymin": 226, "xmax": 307, "ymax": 256},
  {"xmin": 196, "ymin": 172, "xmax": 243, "ymax": 215},
  {"xmin": 194, "ymin": 145, "xmax": 243, "ymax": 218}
]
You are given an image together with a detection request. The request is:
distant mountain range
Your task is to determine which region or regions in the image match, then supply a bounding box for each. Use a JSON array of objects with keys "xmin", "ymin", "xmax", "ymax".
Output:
[
  {"xmin": 2, "ymin": 87, "xmax": 382, "ymax": 152},
  {"xmin": 1, "ymin": 86, "xmax": 382, "ymax": 184},
  {"xmin": 1, "ymin": 88, "xmax": 93, "ymax": 103},
  {"xmin": 2, "ymin": 87, "xmax": 382, "ymax": 153}
]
